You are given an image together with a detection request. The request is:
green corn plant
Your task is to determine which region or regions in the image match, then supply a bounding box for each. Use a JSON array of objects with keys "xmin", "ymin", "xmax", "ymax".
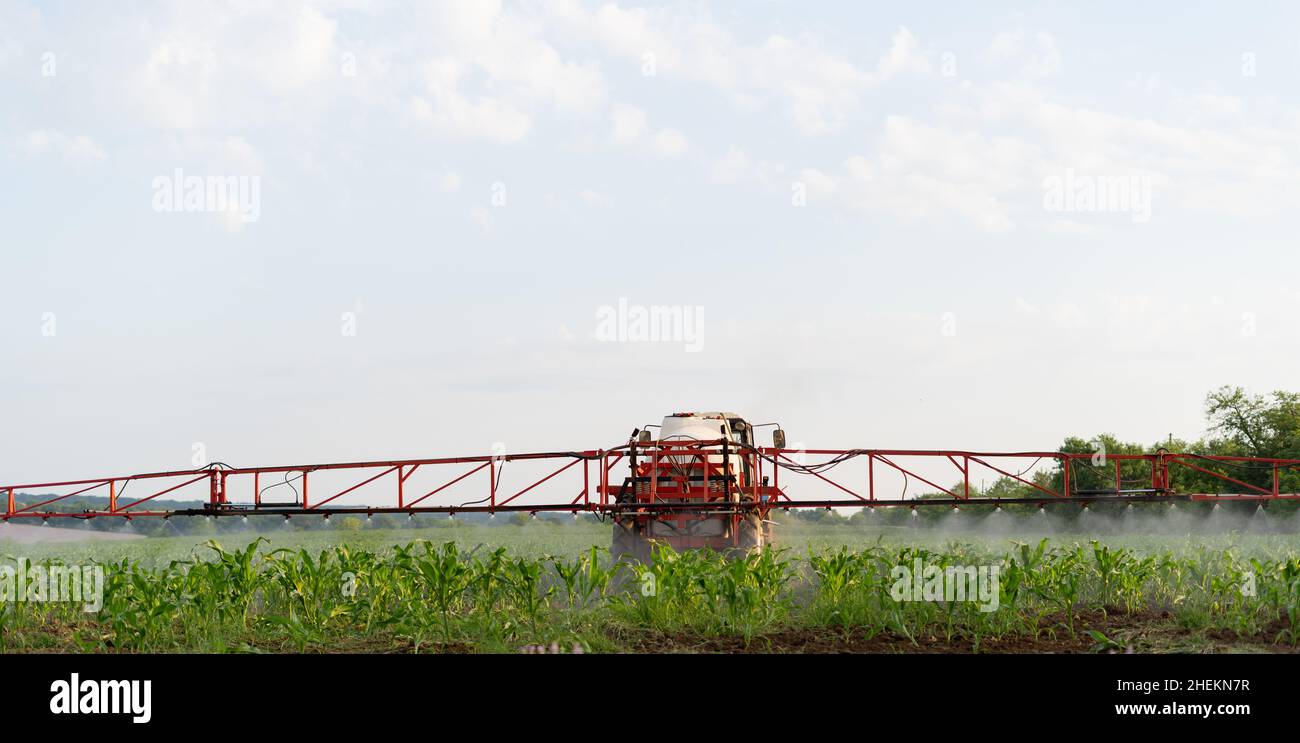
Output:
[
  {"xmin": 410, "ymin": 541, "xmax": 474, "ymax": 645},
  {"xmin": 551, "ymin": 546, "xmax": 613, "ymax": 610},
  {"xmin": 1091, "ymin": 540, "xmax": 1133, "ymax": 611},
  {"xmin": 10, "ymin": 529, "xmax": 1300, "ymax": 653},
  {"xmin": 504, "ymin": 555, "xmax": 551, "ymax": 639},
  {"xmin": 810, "ymin": 547, "xmax": 860, "ymax": 608},
  {"xmin": 712, "ymin": 548, "xmax": 790, "ymax": 641}
]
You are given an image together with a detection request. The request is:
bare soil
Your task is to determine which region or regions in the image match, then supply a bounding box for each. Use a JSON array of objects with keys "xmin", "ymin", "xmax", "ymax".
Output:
[{"xmin": 610, "ymin": 610, "xmax": 1300, "ymax": 654}]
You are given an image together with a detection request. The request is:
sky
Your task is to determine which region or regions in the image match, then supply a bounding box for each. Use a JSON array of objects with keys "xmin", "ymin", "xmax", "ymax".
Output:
[{"xmin": 3, "ymin": 1, "xmax": 1300, "ymax": 500}]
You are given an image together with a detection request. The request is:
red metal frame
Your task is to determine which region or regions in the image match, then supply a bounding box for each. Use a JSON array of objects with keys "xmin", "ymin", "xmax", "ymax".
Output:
[
  {"xmin": 599, "ymin": 439, "xmax": 779, "ymax": 547},
  {"xmin": 4, "ymin": 444, "xmax": 1300, "ymax": 522}
]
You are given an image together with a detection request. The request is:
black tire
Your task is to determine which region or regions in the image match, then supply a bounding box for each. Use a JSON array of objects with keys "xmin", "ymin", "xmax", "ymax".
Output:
[
  {"xmin": 612, "ymin": 520, "xmax": 652, "ymax": 564},
  {"xmin": 733, "ymin": 513, "xmax": 765, "ymax": 554}
]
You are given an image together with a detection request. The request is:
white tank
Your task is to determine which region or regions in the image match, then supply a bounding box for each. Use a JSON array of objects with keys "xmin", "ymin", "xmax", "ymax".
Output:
[
  {"xmin": 658, "ymin": 411, "xmax": 743, "ymax": 444},
  {"xmin": 654, "ymin": 412, "xmax": 750, "ymax": 470}
]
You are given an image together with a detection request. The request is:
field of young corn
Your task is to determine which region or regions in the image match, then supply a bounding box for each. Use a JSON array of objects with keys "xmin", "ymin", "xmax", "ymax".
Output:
[{"xmin": 3, "ymin": 524, "xmax": 1299, "ymax": 653}]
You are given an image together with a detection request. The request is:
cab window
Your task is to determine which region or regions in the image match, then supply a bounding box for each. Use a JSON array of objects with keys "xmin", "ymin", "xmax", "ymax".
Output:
[{"xmin": 728, "ymin": 419, "xmax": 750, "ymax": 445}]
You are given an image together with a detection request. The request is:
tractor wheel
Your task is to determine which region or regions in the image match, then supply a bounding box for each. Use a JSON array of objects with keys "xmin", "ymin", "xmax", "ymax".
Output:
[
  {"xmin": 732, "ymin": 513, "xmax": 766, "ymax": 555},
  {"xmin": 612, "ymin": 520, "xmax": 652, "ymax": 564}
]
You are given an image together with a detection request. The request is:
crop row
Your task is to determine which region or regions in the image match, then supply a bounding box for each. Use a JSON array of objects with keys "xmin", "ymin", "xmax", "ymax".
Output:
[{"xmin": 2, "ymin": 538, "xmax": 1298, "ymax": 652}]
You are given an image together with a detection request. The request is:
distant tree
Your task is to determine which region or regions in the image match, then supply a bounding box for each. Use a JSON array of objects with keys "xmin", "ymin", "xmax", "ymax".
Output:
[
  {"xmin": 1037, "ymin": 388, "xmax": 1300, "ymax": 498},
  {"xmin": 794, "ymin": 508, "xmax": 846, "ymax": 524},
  {"xmin": 1204, "ymin": 386, "xmax": 1300, "ymax": 460},
  {"xmin": 1051, "ymin": 434, "xmax": 1149, "ymax": 494}
]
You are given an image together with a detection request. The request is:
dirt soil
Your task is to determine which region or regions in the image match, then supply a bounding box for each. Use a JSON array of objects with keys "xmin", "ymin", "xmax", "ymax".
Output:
[{"xmin": 610, "ymin": 610, "xmax": 1300, "ymax": 654}]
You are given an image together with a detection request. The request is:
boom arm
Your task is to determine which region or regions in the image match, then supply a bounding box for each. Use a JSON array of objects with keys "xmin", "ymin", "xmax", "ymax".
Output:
[{"xmin": 4, "ymin": 443, "xmax": 1300, "ymax": 521}]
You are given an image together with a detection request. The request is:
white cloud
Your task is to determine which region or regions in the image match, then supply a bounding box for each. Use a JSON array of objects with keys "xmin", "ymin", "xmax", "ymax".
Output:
[
  {"xmin": 651, "ymin": 128, "xmax": 687, "ymax": 157},
  {"xmin": 1045, "ymin": 218, "xmax": 1101, "ymax": 236},
  {"xmin": 776, "ymin": 69, "xmax": 1300, "ymax": 230},
  {"xmin": 796, "ymin": 167, "xmax": 836, "ymax": 196},
  {"xmin": 403, "ymin": 1, "xmax": 607, "ymax": 141},
  {"xmin": 165, "ymin": 135, "xmax": 265, "ymax": 176},
  {"xmin": 608, "ymin": 102, "xmax": 687, "ymax": 157},
  {"xmin": 552, "ymin": 5, "xmax": 931, "ymax": 133},
  {"xmin": 580, "ymin": 189, "xmax": 612, "ymax": 207},
  {"xmin": 411, "ymin": 71, "xmax": 533, "ymax": 144},
  {"xmin": 984, "ymin": 28, "xmax": 1060, "ymax": 77},
  {"xmin": 13, "ymin": 4, "xmax": 1300, "ymax": 235},
  {"xmin": 1192, "ymin": 93, "xmax": 1244, "ymax": 117},
  {"xmin": 955, "ymin": 82, "xmax": 1300, "ymax": 219},
  {"xmin": 710, "ymin": 146, "xmax": 784, "ymax": 188},
  {"xmin": 129, "ymin": 1, "xmax": 342, "ymax": 129},
  {"xmin": 436, "ymin": 169, "xmax": 462, "ymax": 193},
  {"xmin": 610, "ymin": 102, "xmax": 648, "ymax": 143},
  {"xmin": 15, "ymin": 1, "xmax": 606, "ymax": 146},
  {"xmin": 469, "ymin": 205, "xmax": 493, "ymax": 232},
  {"xmin": 22, "ymin": 130, "xmax": 106, "ymax": 162},
  {"xmin": 0, "ymin": 3, "xmax": 42, "ymax": 71},
  {"xmin": 874, "ymin": 27, "xmax": 932, "ymax": 79},
  {"xmin": 787, "ymin": 116, "xmax": 1024, "ymax": 231}
]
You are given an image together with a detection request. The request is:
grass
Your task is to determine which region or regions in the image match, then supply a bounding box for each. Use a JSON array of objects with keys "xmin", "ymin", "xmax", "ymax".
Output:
[{"xmin": 3, "ymin": 520, "xmax": 1300, "ymax": 653}]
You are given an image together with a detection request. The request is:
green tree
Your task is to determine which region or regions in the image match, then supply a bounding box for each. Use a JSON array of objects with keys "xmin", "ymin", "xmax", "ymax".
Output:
[{"xmin": 1204, "ymin": 386, "xmax": 1300, "ymax": 460}]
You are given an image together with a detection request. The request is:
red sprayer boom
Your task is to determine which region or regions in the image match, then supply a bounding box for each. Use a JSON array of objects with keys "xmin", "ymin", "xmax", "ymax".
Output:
[{"xmin": 5, "ymin": 411, "xmax": 1298, "ymax": 553}]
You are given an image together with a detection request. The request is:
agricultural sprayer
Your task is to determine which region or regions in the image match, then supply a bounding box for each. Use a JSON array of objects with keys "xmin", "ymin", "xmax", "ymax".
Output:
[{"xmin": 5, "ymin": 411, "xmax": 1300, "ymax": 559}]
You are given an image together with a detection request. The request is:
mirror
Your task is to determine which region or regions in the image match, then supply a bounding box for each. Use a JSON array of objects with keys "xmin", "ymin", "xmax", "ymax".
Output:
[
  {"xmin": 637, "ymin": 429, "xmax": 652, "ymax": 444},
  {"xmin": 773, "ymin": 429, "xmax": 786, "ymax": 449}
]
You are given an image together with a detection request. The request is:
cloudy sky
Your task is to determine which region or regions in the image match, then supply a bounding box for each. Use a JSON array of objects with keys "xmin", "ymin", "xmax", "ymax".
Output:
[{"xmin": 4, "ymin": 1, "xmax": 1300, "ymax": 497}]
